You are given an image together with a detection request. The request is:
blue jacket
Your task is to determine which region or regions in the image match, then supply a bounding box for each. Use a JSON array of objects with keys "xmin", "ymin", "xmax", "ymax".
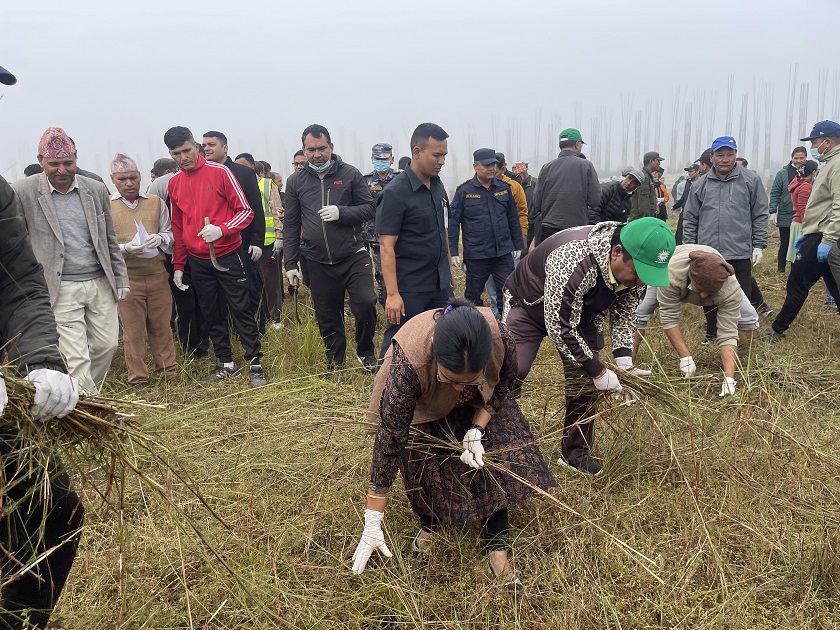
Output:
[{"xmin": 449, "ymin": 176, "xmax": 524, "ymax": 260}]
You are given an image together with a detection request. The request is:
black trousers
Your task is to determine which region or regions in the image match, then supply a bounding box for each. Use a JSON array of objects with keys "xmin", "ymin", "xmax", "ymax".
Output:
[
  {"xmin": 704, "ymin": 258, "xmax": 752, "ymax": 337},
  {"xmin": 675, "ymin": 211, "xmax": 684, "ymax": 245},
  {"xmin": 164, "ymin": 256, "xmax": 209, "ymax": 357},
  {"xmin": 464, "ymin": 255, "xmax": 515, "ymax": 314},
  {"xmin": 307, "ymin": 250, "xmax": 377, "ymax": 365},
  {"xmin": 772, "ymin": 233, "xmax": 840, "ymax": 333},
  {"xmin": 536, "ymin": 224, "xmax": 561, "ymax": 245},
  {"xmin": 240, "ymin": 244, "xmax": 266, "ymax": 336},
  {"xmin": 189, "ymin": 251, "xmax": 262, "ymax": 363},
  {"xmin": 379, "ymin": 287, "xmax": 452, "ymax": 360},
  {"xmin": 419, "ymin": 508, "xmax": 510, "ymax": 551},
  {"xmin": 778, "ymin": 226, "xmax": 791, "ymax": 273},
  {"xmin": 0, "ymin": 431, "xmax": 84, "ymax": 630}
]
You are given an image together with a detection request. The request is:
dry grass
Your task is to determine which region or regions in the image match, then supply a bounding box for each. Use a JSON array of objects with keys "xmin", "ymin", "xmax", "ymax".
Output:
[{"xmin": 42, "ymin": 234, "xmax": 840, "ymax": 629}]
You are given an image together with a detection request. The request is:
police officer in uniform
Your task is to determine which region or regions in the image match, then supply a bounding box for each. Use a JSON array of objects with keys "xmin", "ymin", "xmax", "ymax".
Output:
[
  {"xmin": 449, "ymin": 148, "xmax": 524, "ymax": 315},
  {"xmin": 366, "ymin": 143, "xmax": 400, "ymax": 306}
]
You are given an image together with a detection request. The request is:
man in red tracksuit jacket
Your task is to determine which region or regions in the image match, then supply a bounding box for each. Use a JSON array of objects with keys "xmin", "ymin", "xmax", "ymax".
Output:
[{"xmin": 164, "ymin": 126, "xmax": 267, "ymax": 387}]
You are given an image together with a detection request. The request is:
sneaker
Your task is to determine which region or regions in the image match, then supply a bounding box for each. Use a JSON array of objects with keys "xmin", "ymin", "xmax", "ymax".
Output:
[
  {"xmin": 249, "ymin": 364, "xmax": 268, "ymax": 388},
  {"xmin": 410, "ymin": 530, "xmax": 432, "ymax": 556},
  {"xmin": 557, "ymin": 454, "xmax": 602, "ymax": 476},
  {"xmin": 357, "ymin": 355, "xmax": 377, "ymax": 372},
  {"xmin": 760, "ymin": 328, "xmax": 785, "ymax": 342},
  {"xmin": 700, "ymin": 335, "xmax": 715, "ymax": 346},
  {"xmin": 271, "ymin": 321, "xmax": 285, "ymax": 331},
  {"xmin": 132, "ymin": 382, "xmax": 150, "ymax": 392},
  {"xmin": 757, "ymin": 303, "xmax": 774, "ymax": 317},
  {"xmin": 204, "ymin": 362, "xmax": 239, "ymax": 382}
]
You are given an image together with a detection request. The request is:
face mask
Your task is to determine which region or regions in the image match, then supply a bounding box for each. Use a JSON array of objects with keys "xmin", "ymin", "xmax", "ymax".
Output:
[
  {"xmin": 373, "ymin": 160, "xmax": 391, "ymax": 173},
  {"xmin": 308, "ymin": 160, "xmax": 331, "ymax": 174},
  {"xmin": 811, "ymin": 140, "xmax": 829, "ymax": 160},
  {"xmin": 625, "ymin": 190, "xmax": 634, "ymax": 196}
]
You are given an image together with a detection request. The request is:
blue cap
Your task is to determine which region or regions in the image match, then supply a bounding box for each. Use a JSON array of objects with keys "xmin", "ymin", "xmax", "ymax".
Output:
[
  {"xmin": 800, "ymin": 120, "xmax": 840, "ymax": 141},
  {"xmin": 473, "ymin": 148, "xmax": 497, "ymax": 165},
  {"xmin": 0, "ymin": 65, "xmax": 16, "ymax": 86},
  {"xmin": 711, "ymin": 136, "xmax": 737, "ymax": 152},
  {"xmin": 371, "ymin": 142, "xmax": 393, "ymax": 158}
]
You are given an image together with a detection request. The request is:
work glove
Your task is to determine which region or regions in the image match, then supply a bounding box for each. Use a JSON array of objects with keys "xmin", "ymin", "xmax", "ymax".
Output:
[
  {"xmin": 0, "ymin": 374, "xmax": 7, "ymax": 417},
  {"xmin": 451, "ymin": 256, "xmax": 461, "ymax": 267},
  {"xmin": 460, "ymin": 427, "xmax": 485, "ymax": 470},
  {"xmin": 679, "ymin": 356, "xmax": 697, "ymax": 377},
  {"xmin": 272, "ymin": 240, "xmax": 282, "ymax": 254},
  {"xmin": 124, "ymin": 241, "xmax": 144, "ymax": 256},
  {"xmin": 719, "ymin": 377, "xmax": 737, "ymax": 397},
  {"xmin": 173, "ymin": 270, "xmax": 190, "ymax": 291},
  {"xmin": 145, "ymin": 233, "xmax": 163, "ymax": 249},
  {"xmin": 752, "ymin": 248, "xmax": 763, "ymax": 267},
  {"xmin": 593, "ymin": 368, "xmax": 636, "ymax": 401},
  {"xmin": 198, "ymin": 223, "xmax": 223, "ymax": 243},
  {"xmin": 512, "ymin": 250, "xmax": 521, "ymax": 261},
  {"xmin": 770, "ymin": 213, "xmax": 778, "ymax": 226},
  {"xmin": 817, "ymin": 243, "xmax": 831, "ymax": 262},
  {"xmin": 249, "ymin": 245, "xmax": 263, "ymax": 262},
  {"xmin": 615, "ymin": 356, "xmax": 652, "ymax": 376},
  {"xmin": 117, "ymin": 287, "xmax": 130, "ymax": 301},
  {"xmin": 24, "ymin": 369, "xmax": 79, "ymax": 421},
  {"xmin": 286, "ymin": 269, "xmax": 302, "ymax": 286},
  {"xmin": 318, "ymin": 205, "xmax": 340, "ymax": 222},
  {"xmin": 793, "ymin": 235, "xmax": 805, "ymax": 253},
  {"xmin": 351, "ymin": 509, "xmax": 392, "ymax": 574}
]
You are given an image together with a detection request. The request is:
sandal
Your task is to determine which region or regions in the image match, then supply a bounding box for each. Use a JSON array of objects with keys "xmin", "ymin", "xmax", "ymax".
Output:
[
  {"xmin": 487, "ymin": 553, "xmax": 524, "ymax": 593},
  {"xmin": 410, "ymin": 530, "xmax": 432, "ymax": 555}
]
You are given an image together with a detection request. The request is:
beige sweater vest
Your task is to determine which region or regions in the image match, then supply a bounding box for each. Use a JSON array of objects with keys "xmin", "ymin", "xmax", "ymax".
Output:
[{"xmin": 110, "ymin": 195, "xmax": 165, "ymax": 276}]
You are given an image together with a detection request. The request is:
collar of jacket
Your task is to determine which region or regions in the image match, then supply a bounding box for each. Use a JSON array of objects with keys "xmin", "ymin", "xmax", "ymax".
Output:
[
  {"xmin": 299, "ymin": 154, "xmax": 345, "ymax": 180},
  {"xmin": 586, "ymin": 221, "xmax": 621, "ymax": 288},
  {"xmin": 819, "ymin": 144, "xmax": 840, "ymax": 163},
  {"xmin": 182, "ymin": 154, "xmax": 208, "ymax": 175},
  {"xmin": 709, "ymin": 164, "xmax": 742, "ymax": 182},
  {"xmin": 558, "ymin": 149, "xmax": 577, "ymax": 158},
  {"xmin": 470, "ymin": 174, "xmax": 504, "ymax": 191}
]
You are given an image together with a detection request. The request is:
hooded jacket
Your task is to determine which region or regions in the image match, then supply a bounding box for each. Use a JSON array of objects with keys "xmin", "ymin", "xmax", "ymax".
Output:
[
  {"xmin": 628, "ymin": 167, "xmax": 656, "ymax": 222},
  {"xmin": 282, "ymin": 154, "xmax": 375, "ymax": 268},
  {"xmin": 788, "ymin": 177, "xmax": 813, "ymax": 224},
  {"xmin": 681, "ymin": 164, "xmax": 769, "ymax": 260},
  {"xmin": 533, "ymin": 150, "xmax": 601, "ymax": 231},
  {"xmin": 801, "ymin": 144, "xmax": 840, "ymax": 245},
  {"xmin": 589, "ymin": 180, "xmax": 633, "ymax": 224},
  {"xmin": 768, "ymin": 163, "xmax": 798, "ymax": 227},
  {"xmin": 503, "ymin": 222, "xmax": 644, "ymax": 378}
]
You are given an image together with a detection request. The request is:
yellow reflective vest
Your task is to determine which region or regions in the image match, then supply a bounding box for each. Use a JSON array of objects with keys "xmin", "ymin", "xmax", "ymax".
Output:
[{"xmin": 257, "ymin": 177, "xmax": 277, "ymax": 246}]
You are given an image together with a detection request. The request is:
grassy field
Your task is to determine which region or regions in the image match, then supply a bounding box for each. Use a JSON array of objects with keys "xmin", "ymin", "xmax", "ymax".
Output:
[{"xmin": 48, "ymin": 235, "xmax": 840, "ymax": 629}]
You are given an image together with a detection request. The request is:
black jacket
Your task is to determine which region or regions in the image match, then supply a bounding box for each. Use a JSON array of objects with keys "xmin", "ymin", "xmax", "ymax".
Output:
[
  {"xmin": 283, "ymin": 155, "xmax": 375, "ymax": 267},
  {"xmin": 0, "ymin": 176, "xmax": 65, "ymax": 374},
  {"xmin": 534, "ymin": 150, "xmax": 601, "ymax": 231},
  {"xmin": 588, "ymin": 181, "xmax": 632, "ymax": 224},
  {"xmin": 224, "ymin": 157, "xmax": 265, "ymax": 248}
]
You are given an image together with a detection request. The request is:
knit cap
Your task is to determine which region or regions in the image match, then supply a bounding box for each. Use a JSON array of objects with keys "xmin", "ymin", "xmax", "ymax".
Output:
[{"xmin": 688, "ymin": 251, "xmax": 734, "ymax": 295}]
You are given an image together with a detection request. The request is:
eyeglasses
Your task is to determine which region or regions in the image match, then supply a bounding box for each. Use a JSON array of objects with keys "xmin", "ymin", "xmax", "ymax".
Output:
[{"xmin": 435, "ymin": 364, "xmax": 486, "ymax": 387}]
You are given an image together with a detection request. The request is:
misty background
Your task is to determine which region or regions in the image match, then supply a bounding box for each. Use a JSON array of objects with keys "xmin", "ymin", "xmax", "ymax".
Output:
[{"xmin": 2, "ymin": 0, "xmax": 839, "ymax": 190}]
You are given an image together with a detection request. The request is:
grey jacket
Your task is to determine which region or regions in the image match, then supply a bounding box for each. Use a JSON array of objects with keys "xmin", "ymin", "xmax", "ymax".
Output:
[
  {"xmin": 681, "ymin": 165, "xmax": 769, "ymax": 260},
  {"xmin": 12, "ymin": 173, "xmax": 128, "ymax": 305},
  {"xmin": 533, "ymin": 150, "xmax": 600, "ymax": 231}
]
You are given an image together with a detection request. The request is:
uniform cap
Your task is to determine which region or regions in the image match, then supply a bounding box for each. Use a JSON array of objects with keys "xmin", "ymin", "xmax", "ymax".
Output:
[
  {"xmin": 619, "ymin": 217, "xmax": 676, "ymax": 287},
  {"xmin": 711, "ymin": 136, "xmax": 737, "ymax": 152},
  {"xmin": 643, "ymin": 151, "xmax": 664, "ymax": 163},
  {"xmin": 152, "ymin": 157, "xmax": 177, "ymax": 174},
  {"xmin": 494, "ymin": 151, "xmax": 506, "ymax": 166},
  {"xmin": 800, "ymin": 120, "xmax": 840, "ymax": 141},
  {"xmin": 371, "ymin": 142, "xmax": 393, "ymax": 158},
  {"xmin": 110, "ymin": 152, "xmax": 139, "ymax": 174},
  {"xmin": 38, "ymin": 127, "xmax": 76, "ymax": 158},
  {"xmin": 0, "ymin": 65, "xmax": 16, "ymax": 86},
  {"xmin": 473, "ymin": 148, "xmax": 498, "ymax": 165}
]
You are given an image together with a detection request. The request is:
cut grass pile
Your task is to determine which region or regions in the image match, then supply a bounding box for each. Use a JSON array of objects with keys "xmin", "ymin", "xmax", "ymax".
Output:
[{"xmin": 43, "ymin": 243, "xmax": 840, "ymax": 629}]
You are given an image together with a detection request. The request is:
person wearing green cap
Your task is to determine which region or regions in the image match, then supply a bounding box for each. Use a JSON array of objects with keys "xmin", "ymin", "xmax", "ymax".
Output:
[
  {"xmin": 532, "ymin": 128, "xmax": 601, "ymax": 244},
  {"xmin": 502, "ymin": 217, "xmax": 675, "ymax": 475}
]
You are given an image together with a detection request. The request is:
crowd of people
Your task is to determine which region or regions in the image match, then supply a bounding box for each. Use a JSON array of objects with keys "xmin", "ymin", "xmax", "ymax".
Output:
[{"xmin": 2, "ymin": 56, "xmax": 840, "ymax": 623}]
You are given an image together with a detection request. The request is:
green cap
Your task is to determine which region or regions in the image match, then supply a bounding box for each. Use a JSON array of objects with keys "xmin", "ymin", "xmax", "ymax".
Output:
[
  {"xmin": 619, "ymin": 217, "xmax": 676, "ymax": 287},
  {"xmin": 559, "ymin": 127, "xmax": 585, "ymax": 144}
]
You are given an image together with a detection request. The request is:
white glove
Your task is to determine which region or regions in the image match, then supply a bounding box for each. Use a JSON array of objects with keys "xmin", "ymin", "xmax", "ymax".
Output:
[
  {"xmin": 656, "ymin": 197, "xmax": 665, "ymax": 205},
  {"xmin": 145, "ymin": 233, "xmax": 163, "ymax": 249},
  {"xmin": 117, "ymin": 287, "xmax": 130, "ymax": 301},
  {"xmin": 351, "ymin": 509, "xmax": 392, "ymax": 574},
  {"xmin": 719, "ymin": 377, "xmax": 737, "ymax": 397},
  {"xmin": 0, "ymin": 374, "xmax": 7, "ymax": 417},
  {"xmin": 752, "ymin": 248, "xmax": 763, "ymax": 267},
  {"xmin": 615, "ymin": 356, "xmax": 652, "ymax": 377},
  {"xmin": 460, "ymin": 427, "xmax": 485, "ymax": 469},
  {"xmin": 173, "ymin": 270, "xmax": 190, "ymax": 291},
  {"xmin": 771, "ymin": 213, "xmax": 778, "ymax": 226},
  {"xmin": 451, "ymin": 256, "xmax": 461, "ymax": 267},
  {"xmin": 318, "ymin": 205, "xmax": 340, "ymax": 222},
  {"xmin": 272, "ymin": 240, "xmax": 282, "ymax": 254},
  {"xmin": 286, "ymin": 269, "xmax": 302, "ymax": 286},
  {"xmin": 24, "ymin": 369, "xmax": 79, "ymax": 421},
  {"xmin": 124, "ymin": 241, "xmax": 144, "ymax": 256},
  {"xmin": 198, "ymin": 223, "xmax": 223, "ymax": 243},
  {"xmin": 593, "ymin": 368, "xmax": 636, "ymax": 402},
  {"xmin": 679, "ymin": 356, "xmax": 697, "ymax": 377},
  {"xmin": 249, "ymin": 245, "xmax": 263, "ymax": 262},
  {"xmin": 512, "ymin": 250, "xmax": 521, "ymax": 261}
]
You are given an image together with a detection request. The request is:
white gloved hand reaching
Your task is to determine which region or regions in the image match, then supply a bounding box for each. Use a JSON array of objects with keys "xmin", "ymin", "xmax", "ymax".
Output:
[
  {"xmin": 615, "ymin": 356, "xmax": 652, "ymax": 377},
  {"xmin": 173, "ymin": 270, "xmax": 190, "ymax": 291},
  {"xmin": 198, "ymin": 223, "xmax": 223, "ymax": 243},
  {"xmin": 719, "ymin": 377, "xmax": 737, "ymax": 397},
  {"xmin": 286, "ymin": 269, "xmax": 302, "ymax": 286},
  {"xmin": 460, "ymin": 426, "xmax": 485, "ymax": 469},
  {"xmin": 117, "ymin": 287, "xmax": 130, "ymax": 301},
  {"xmin": 451, "ymin": 256, "xmax": 461, "ymax": 267},
  {"xmin": 272, "ymin": 240, "xmax": 282, "ymax": 255},
  {"xmin": 124, "ymin": 241, "xmax": 144, "ymax": 256},
  {"xmin": 145, "ymin": 233, "xmax": 163, "ymax": 249},
  {"xmin": 24, "ymin": 369, "xmax": 79, "ymax": 421},
  {"xmin": 249, "ymin": 245, "xmax": 263, "ymax": 262},
  {"xmin": 593, "ymin": 368, "xmax": 637, "ymax": 402},
  {"xmin": 318, "ymin": 205, "xmax": 340, "ymax": 222},
  {"xmin": 752, "ymin": 248, "xmax": 763, "ymax": 267},
  {"xmin": 679, "ymin": 356, "xmax": 697, "ymax": 377},
  {"xmin": 351, "ymin": 509, "xmax": 392, "ymax": 574},
  {"xmin": 512, "ymin": 250, "xmax": 521, "ymax": 261}
]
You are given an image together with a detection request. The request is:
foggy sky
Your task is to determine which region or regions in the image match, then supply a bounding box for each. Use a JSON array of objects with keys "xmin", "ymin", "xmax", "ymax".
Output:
[{"xmin": 3, "ymin": 0, "xmax": 840, "ymax": 188}]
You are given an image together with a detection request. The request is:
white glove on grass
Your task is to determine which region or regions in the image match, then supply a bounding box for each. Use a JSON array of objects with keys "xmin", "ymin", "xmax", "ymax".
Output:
[
  {"xmin": 615, "ymin": 356, "xmax": 652, "ymax": 376},
  {"xmin": 719, "ymin": 377, "xmax": 737, "ymax": 397},
  {"xmin": 679, "ymin": 356, "xmax": 697, "ymax": 377},
  {"xmin": 351, "ymin": 509, "xmax": 392, "ymax": 574}
]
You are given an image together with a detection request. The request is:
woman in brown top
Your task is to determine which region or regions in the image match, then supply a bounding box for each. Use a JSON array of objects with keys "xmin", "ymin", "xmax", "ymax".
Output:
[{"xmin": 351, "ymin": 299, "xmax": 555, "ymax": 590}]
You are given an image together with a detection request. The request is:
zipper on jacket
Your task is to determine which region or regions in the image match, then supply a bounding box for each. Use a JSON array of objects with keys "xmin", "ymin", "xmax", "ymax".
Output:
[{"xmin": 320, "ymin": 178, "xmax": 333, "ymax": 264}]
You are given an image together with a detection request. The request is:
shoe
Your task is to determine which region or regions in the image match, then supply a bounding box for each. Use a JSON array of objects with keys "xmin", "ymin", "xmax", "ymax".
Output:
[
  {"xmin": 249, "ymin": 364, "xmax": 268, "ymax": 388},
  {"xmin": 204, "ymin": 362, "xmax": 239, "ymax": 382},
  {"xmin": 288, "ymin": 285, "xmax": 296, "ymax": 296},
  {"xmin": 700, "ymin": 335, "xmax": 715, "ymax": 346},
  {"xmin": 757, "ymin": 303, "xmax": 774, "ymax": 317},
  {"xmin": 132, "ymin": 382, "xmax": 149, "ymax": 392},
  {"xmin": 410, "ymin": 530, "xmax": 431, "ymax": 556},
  {"xmin": 271, "ymin": 321, "xmax": 285, "ymax": 331},
  {"xmin": 487, "ymin": 554, "xmax": 524, "ymax": 593},
  {"xmin": 760, "ymin": 328, "xmax": 785, "ymax": 342},
  {"xmin": 557, "ymin": 454, "xmax": 602, "ymax": 476},
  {"xmin": 320, "ymin": 361, "xmax": 340, "ymax": 379},
  {"xmin": 357, "ymin": 355, "xmax": 377, "ymax": 372}
]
